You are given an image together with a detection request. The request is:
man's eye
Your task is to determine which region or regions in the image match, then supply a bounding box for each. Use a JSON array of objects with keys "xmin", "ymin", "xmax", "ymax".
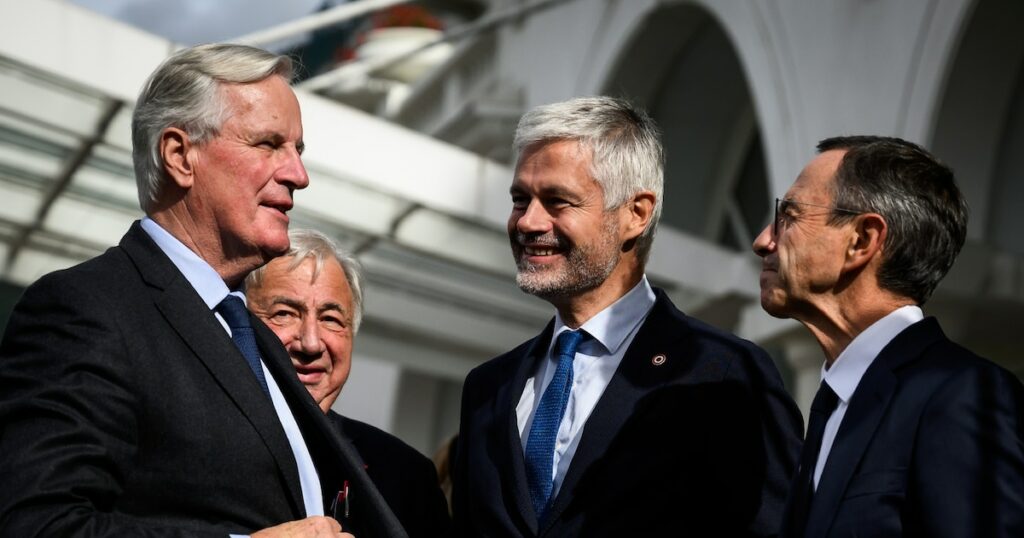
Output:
[
  {"xmin": 779, "ymin": 201, "xmax": 799, "ymax": 220},
  {"xmin": 511, "ymin": 195, "xmax": 529, "ymax": 209},
  {"xmin": 269, "ymin": 310, "xmax": 298, "ymax": 323},
  {"xmin": 320, "ymin": 316, "xmax": 346, "ymax": 331},
  {"xmin": 548, "ymin": 198, "xmax": 571, "ymax": 209}
]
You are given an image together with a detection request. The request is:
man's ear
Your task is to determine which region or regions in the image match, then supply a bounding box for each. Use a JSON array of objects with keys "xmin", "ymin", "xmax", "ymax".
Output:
[
  {"xmin": 622, "ymin": 190, "xmax": 656, "ymax": 241},
  {"xmin": 159, "ymin": 127, "xmax": 196, "ymax": 189},
  {"xmin": 843, "ymin": 213, "xmax": 887, "ymax": 272}
]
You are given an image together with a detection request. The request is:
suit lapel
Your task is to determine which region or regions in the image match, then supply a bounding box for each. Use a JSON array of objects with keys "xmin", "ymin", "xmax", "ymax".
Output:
[
  {"xmin": 505, "ymin": 322, "xmax": 555, "ymax": 534},
  {"xmin": 121, "ymin": 223, "xmax": 306, "ymax": 516},
  {"xmin": 804, "ymin": 367, "xmax": 897, "ymax": 537},
  {"xmin": 804, "ymin": 318, "xmax": 945, "ymax": 537},
  {"xmin": 541, "ymin": 293, "xmax": 689, "ymax": 533},
  {"xmin": 119, "ymin": 222, "xmax": 407, "ymax": 536}
]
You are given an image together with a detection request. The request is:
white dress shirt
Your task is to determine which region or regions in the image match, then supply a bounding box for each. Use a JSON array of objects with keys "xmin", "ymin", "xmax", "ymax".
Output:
[
  {"xmin": 813, "ymin": 305, "xmax": 924, "ymax": 489},
  {"xmin": 141, "ymin": 218, "xmax": 324, "ymax": 517},
  {"xmin": 516, "ymin": 276, "xmax": 656, "ymax": 499}
]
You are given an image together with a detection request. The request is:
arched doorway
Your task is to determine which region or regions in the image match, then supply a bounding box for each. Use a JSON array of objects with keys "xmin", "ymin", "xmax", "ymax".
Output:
[
  {"xmin": 929, "ymin": 0, "xmax": 1024, "ymax": 371},
  {"xmin": 601, "ymin": 3, "xmax": 769, "ymax": 252}
]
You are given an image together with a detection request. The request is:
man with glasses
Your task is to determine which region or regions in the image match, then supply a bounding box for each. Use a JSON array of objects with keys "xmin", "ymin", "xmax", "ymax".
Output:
[{"xmin": 753, "ymin": 136, "xmax": 1024, "ymax": 537}]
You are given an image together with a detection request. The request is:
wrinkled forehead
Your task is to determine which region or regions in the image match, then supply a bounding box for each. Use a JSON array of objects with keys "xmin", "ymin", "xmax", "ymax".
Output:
[{"xmin": 787, "ymin": 149, "xmax": 846, "ymax": 203}]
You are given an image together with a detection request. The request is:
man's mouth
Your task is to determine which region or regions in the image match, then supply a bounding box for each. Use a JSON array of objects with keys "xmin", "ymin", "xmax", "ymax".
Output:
[
  {"xmin": 515, "ymin": 233, "xmax": 566, "ymax": 261},
  {"xmin": 293, "ymin": 364, "xmax": 326, "ymax": 384},
  {"xmin": 524, "ymin": 246, "xmax": 559, "ymax": 257},
  {"xmin": 262, "ymin": 199, "xmax": 293, "ymax": 216}
]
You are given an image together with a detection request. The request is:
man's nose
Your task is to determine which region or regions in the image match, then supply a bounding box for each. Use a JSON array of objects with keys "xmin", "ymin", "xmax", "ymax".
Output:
[
  {"xmin": 278, "ymin": 146, "xmax": 309, "ymax": 190},
  {"xmin": 514, "ymin": 200, "xmax": 552, "ymax": 234},
  {"xmin": 752, "ymin": 223, "xmax": 776, "ymax": 257},
  {"xmin": 295, "ymin": 317, "xmax": 325, "ymax": 356}
]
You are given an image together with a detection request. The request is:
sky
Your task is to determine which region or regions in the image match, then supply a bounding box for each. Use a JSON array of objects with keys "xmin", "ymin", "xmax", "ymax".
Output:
[{"xmin": 70, "ymin": 0, "xmax": 328, "ymax": 48}]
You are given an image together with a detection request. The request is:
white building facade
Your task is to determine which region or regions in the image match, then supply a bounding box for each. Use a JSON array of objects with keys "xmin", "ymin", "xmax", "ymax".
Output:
[{"xmin": 0, "ymin": 0, "xmax": 1021, "ymax": 455}]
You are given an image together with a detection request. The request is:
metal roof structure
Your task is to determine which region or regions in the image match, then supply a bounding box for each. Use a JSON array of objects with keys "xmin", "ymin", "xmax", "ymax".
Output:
[
  {"xmin": 0, "ymin": 0, "xmax": 796, "ymax": 450},
  {"xmin": 0, "ymin": 0, "xmax": 776, "ymax": 374}
]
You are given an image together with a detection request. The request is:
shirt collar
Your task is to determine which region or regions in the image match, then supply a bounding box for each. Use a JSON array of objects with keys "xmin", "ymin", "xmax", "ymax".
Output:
[
  {"xmin": 822, "ymin": 305, "xmax": 924, "ymax": 403},
  {"xmin": 551, "ymin": 275, "xmax": 656, "ymax": 355},
  {"xmin": 140, "ymin": 217, "xmax": 238, "ymax": 308}
]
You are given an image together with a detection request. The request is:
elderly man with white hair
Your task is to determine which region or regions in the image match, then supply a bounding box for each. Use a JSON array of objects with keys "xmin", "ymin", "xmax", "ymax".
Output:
[
  {"xmin": 0, "ymin": 43, "xmax": 403, "ymax": 538},
  {"xmin": 247, "ymin": 229, "xmax": 452, "ymax": 538}
]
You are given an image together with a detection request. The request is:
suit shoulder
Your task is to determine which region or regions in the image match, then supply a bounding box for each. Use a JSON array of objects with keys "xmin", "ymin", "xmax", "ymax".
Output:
[
  {"xmin": 905, "ymin": 335, "xmax": 1022, "ymax": 393},
  {"xmin": 657, "ymin": 301, "xmax": 778, "ymax": 383},
  {"xmin": 24, "ymin": 244, "xmax": 134, "ymax": 298},
  {"xmin": 652, "ymin": 290, "xmax": 767, "ymax": 357},
  {"xmin": 333, "ymin": 413, "xmax": 434, "ymax": 470},
  {"xmin": 465, "ymin": 335, "xmax": 540, "ymax": 385},
  {"xmin": 682, "ymin": 314, "xmax": 770, "ymax": 359},
  {"xmin": 6, "ymin": 246, "xmax": 142, "ymax": 339}
]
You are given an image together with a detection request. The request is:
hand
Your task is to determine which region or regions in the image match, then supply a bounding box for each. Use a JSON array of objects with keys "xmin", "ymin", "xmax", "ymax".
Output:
[{"xmin": 251, "ymin": 516, "xmax": 355, "ymax": 538}]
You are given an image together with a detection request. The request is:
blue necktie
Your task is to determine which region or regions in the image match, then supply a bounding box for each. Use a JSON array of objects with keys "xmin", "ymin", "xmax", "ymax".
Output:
[
  {"xmin": 525, "ymin": 329, "xmax": 584, "ymax": 522},
  {"xmin": 216, "ymin": 295, "xmax": 271, "ymax": 397}
]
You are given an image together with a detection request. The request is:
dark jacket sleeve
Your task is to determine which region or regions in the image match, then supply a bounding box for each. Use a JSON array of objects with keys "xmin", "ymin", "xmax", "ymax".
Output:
[
  {"xmin": 450, "ymin": 366, "xmax": 481, "ymax": 538},
  {"xmin": 336, "ymin": 413, "xmax": 452, "ymax": 538},
  {"xmin": 0, "ymin": 273, "xmax": 223, "ymax": 537},
  {"xmin": 735, "ymin": 344, "xmax": 804, "ymax": 537},
  {"xmin": 912, "ymin": 362, "xmax": 1024, "ymax": 537}
]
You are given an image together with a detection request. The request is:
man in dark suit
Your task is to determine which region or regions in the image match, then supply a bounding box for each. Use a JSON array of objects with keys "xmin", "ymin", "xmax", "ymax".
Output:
[
  {"xmin": 452, "ymin": 96, "xmax": 803, "ymax": 537},
  {"xmin": 0, "ymin": 44, "xmax": 403, "ymax": 537},
  {"xmin": 753, "ymin": 136, "xmax": 1024, "ymax": 537},
  {"xmin": 246, "ymin": 228, "xmax": 452, "ymax": 538}
]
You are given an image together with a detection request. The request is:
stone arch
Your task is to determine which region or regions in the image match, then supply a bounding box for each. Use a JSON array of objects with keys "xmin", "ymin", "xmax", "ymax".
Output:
[
  {"xmin": 930, "ymin": 0, "xmax": 1024, "ymax": 254},
  {"xmin": 599, "ymin": 3, "xmax": 769, "ymax": 251},
  {"xmin": 928, "ymin": 0, "xmax": 1024, "ymax": 368}
]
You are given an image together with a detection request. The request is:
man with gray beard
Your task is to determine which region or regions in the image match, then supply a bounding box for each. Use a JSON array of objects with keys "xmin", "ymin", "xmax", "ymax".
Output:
[{"xmin": 451, "ymin": 96, "xmax": 803, "ymax": 537}]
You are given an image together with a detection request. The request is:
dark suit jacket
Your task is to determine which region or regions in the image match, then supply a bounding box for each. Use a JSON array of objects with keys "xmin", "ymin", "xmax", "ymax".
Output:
[
  {"xmin": 0, "ymin": 222, "xmax": 405, "ymax": 538},
  {"xmin": 329, "ymin": 411, "xmax": 451, "ymax": 538},
  {"xmin": 452, "ymin": 289, "xmax": 803, "ymax": 537},
  {"xmin": 781, "ymin": 317, "xmax": 1024, "ymax": 538}
]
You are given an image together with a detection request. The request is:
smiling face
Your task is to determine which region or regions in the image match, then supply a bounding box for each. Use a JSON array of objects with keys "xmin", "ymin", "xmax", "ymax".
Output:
[
  {"xmin": 752, "ymin": 149, "xmax": 852, "ymax": 319},
  {"xmin": 247, "ymin": 256, "xmax": 354, "ymax": 413},
  {"xmin": 185, "ymin": 75, "xmax": 309, "ymax": 273},
  {"xmin": 508, "ymin": 140, "xmax": 626, "ymax": 304}
]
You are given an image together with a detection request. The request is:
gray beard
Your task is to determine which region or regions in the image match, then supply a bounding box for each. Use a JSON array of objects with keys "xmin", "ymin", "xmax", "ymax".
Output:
[{"xmin": 514, "ymin": 227, "xmax": 619, "ymax": 300}]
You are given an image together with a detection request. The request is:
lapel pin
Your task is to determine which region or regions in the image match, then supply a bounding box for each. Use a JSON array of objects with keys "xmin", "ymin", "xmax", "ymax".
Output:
[{"xmin": 651, "ymin": 354, "xmax": 667, "ymax": 366}]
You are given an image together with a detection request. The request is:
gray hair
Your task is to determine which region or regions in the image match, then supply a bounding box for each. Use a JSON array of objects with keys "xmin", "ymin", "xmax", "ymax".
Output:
[
  {"xmin": 131, "ymin": 43, "xmax": 294, "ymax": 212},
  {"xmin": 246, "ymin": 229, "xmax": 365, "ymax": 333},
  {"xmin": 817, "ymin": 136, "xmax": 968, "ymax": 305},
  {"xmin": 513, "ymin": 96, "xmax": 664, "ymax": 263}
]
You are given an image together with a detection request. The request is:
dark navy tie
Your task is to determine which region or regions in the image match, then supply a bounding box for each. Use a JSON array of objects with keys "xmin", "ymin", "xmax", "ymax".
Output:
[
  {"xmin": 216, "ymin": 295, "xmax": 271, "ymax": 397},
  {"xmin": 789, "ymin": 380, "xmax": 840, "ymax": 537},
  {"xmin": 525, "ymin": 329, "xmax": 584, "ymax": 522}
]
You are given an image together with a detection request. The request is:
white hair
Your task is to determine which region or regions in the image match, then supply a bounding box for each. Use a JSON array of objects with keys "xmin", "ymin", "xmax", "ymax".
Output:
[
  {"xmin": 246, "ymin": 229, "xmax": 364, "ymax": 333},
  {"xmin": 131, "ymin": 43, "xmax": 294, "ymax": 212},
  {"xmin": 513, "ymin": 96, "xmax": 664, "ymax": 262}
]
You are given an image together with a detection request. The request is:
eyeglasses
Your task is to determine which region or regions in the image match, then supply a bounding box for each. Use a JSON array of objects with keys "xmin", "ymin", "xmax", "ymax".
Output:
[{"xmin": 773, "ymin": 198, "xmax": 863, "ymax": 236}]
